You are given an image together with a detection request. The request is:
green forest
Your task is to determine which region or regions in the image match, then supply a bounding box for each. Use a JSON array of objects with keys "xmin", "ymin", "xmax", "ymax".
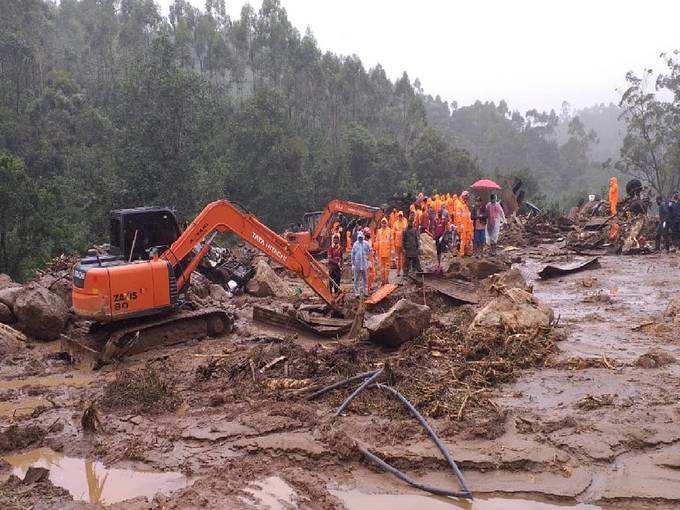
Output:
[{"xmin": 2, "ymin": 0, "xmax": 677, "ymax": 280}]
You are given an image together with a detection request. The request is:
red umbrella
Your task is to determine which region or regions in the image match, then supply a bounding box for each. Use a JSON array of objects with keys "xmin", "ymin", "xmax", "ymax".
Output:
[{"xmin": 470, "ymin": 179, "xmax": 501, "ymax": 190}]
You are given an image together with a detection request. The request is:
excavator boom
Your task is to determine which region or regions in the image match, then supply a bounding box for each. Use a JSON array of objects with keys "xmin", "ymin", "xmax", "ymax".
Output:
[{"xmin": 163, "ymin": 200, "xmax": 336, "ymax": 307}]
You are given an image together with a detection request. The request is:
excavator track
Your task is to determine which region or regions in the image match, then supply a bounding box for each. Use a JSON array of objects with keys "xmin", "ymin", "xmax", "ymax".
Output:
[{"xmin": 61, "ymin": 307, "xmax": 234, "ymax": 369}]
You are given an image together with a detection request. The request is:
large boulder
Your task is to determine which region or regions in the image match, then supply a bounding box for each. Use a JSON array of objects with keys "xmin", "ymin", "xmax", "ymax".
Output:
[
  {"xmin": 0, "ymin": 303, "xmax": 15, "ymax": 324},
  {"xmin": 35, "ymin": 271, "xmax": 72, "ymax": 308},
  {"xmin": 245, "ymin": 259, "xmax": 294, "ymax": 298},
  {"xmin": 364, "ymin": 299, "xmax": 431, "ymax": 348},
  {"xmin": 0, "ymin": 286, "xmax": 22, "ymax": 309},
  {"xmin": 13, "ymin": 284, "xmax": 69, "ymax": 340},
  {"xmin": 469, "ymin": 288, "xmax": 554, "ymax": 333},
  {"xmin": 419, "ymin": 233, "xmax": 438, "ymax": 270}
]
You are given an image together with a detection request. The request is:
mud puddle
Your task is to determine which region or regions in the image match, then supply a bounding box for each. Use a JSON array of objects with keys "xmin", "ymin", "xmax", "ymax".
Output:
[
  {"xmin": 0, "ymin": 372, "xmax": 95, "ymax": 391},
  {"xmin": 3, "ymin": 447, "xmax": 191, "ymax": 505},
  {"xmin": 242, "ymin": 476, "xmax": 297, "ymax": 509},
  {"xmin": 0, "ymin": 396, "xmax": 51, "ymax": 417},
  {"xmin": 331, "ymin": 489, "xmax": 602, "ymax": 510}
]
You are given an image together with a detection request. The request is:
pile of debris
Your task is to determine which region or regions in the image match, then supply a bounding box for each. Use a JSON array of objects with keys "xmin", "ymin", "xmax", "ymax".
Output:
[
  {"xmin": 501, "ymin": 213, "xmax": 573, "ymax": 247},
  {"xmin": 565, "ymin": 195, "xmax": 656, "ymax": 254},
  {"xmin": 195, "ymin": 268, "xmax": 558, "ymax": 426}
]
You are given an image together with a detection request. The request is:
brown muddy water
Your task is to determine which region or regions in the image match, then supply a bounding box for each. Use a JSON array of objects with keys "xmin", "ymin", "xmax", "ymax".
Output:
[
  {"xmin": 2, "ymin": 447, "xmax": 191, "ymax": 505},
  {"xmin": 242, "ymin": 476, "xmax": 601, "ymax": 510},
  {"xmin": 332, "ymin": 490, "xmax": 602, "ymax": 509}
]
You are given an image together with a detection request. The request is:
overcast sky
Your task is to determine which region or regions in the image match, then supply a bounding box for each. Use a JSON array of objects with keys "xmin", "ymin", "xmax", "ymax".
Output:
[{"xmin": 157, "ymin": 0, "xmax": 680, "ymax": 113}]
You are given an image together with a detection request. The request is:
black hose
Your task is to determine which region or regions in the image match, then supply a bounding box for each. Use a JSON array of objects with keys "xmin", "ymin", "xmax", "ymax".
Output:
[
  {"xmin": 358, "ymin": 445, "xmax": 469, "ymax": 499},
  {"xmin": 334, "ymin": 368, "xmax": 384, "ymax": 417},
  {"xmin": 372, "ymin": 383, "xmax": 472, "ymax": 499},
  {"xmin": 306, "ymin": 370, "xmax": 378, "ymax": 401},
  {"xmin": 332, "ymin": 372, "xmax": 472, "ymax": 500}
]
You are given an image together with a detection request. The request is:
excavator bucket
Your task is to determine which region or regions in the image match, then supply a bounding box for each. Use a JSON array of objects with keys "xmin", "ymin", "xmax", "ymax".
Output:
[{"xmin": 365, "ymin": 284, "xmax": 398, "ymax": 305}]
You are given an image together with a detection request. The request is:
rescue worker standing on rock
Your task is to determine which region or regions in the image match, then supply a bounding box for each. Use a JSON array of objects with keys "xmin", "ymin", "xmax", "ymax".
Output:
[
  {"xmin": 402, "ymin": 219, "xmax": 422, "ymax": 275},
  {"xmin": 376, "ymin": 217, "xmax": 393, "ymax": 285},
  {"xmin": 327, "ymin": 234, "xmax": 343, "ymax": 294},
  {"xmin": 609, "ymin": 177, "xmax": 619, "ymax": 216},
  {"xmin": 392, "ymin": 211, "xmax": 408, "ymax": 276}
]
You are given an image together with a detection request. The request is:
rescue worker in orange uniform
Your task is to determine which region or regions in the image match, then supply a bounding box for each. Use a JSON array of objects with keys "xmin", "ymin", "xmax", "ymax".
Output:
[
  {"xmin": 375, "ymin": 217, "xmax": 393, "ymax": 285},
  {"xmin": 458, "ymin": 191, "xmax": 473, "ymax": 257},
  {"xmin": 392, "ymin": 211, "xmax": 408, "ymax": 276},
  {"xmin": 363, "ymin": 227, "xmax": 376, "ymax": 292},
  {"xmin": 345, "ymin": 229, "xmax": 352, "ymax": 254},
  {"xmin": 389, "ymin": 208, "xmax": 399, "ymax": 227},
  {"xmin": 609, "ymin": 177, "xmax": 618, "ymax": 216}
]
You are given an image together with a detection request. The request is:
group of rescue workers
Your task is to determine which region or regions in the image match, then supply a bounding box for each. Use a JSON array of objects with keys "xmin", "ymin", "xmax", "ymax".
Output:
[{"xmin": 326, "ymin": 190, "xmax": 507, "ymax": 297}]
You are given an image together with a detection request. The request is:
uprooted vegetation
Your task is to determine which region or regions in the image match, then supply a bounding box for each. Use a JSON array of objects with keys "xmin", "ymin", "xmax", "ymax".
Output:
[
  {"xmin": 195, "ymin": 309, "xmax": 560, "ymax": 427},
  {"xmin": 101, "ymin": 363, "xmax": 182, "ymax": 414}
]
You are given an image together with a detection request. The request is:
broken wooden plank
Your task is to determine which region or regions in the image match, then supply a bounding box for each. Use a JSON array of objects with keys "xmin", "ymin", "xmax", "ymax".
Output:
[
  {"xmin": 538, "ymin": 257, "xmax": 601, "ymax": 279},
  {"xmin": 365, "ymin": 283, "xmax": 398, "ymax": 305},
  {"xmin": 420, "ymin": 276, "xmax": 479, "ymax": 304},
  {"xmin": 253, "ymin": 305, "xmax": 351, "ymax": 337}
]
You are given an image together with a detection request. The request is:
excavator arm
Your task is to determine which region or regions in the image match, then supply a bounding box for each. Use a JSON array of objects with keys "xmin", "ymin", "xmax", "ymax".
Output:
[
  {"xmin": 161, "ymin": 200, "xmax": 336, "ymax": 307},
  {"xmin": 311, "ymin": 199, "xmax": 383, "ymax": 242}
]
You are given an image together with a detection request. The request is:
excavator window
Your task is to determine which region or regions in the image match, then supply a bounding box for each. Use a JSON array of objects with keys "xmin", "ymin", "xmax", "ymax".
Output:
[{"xmin": 109, "ymin": 209, "xmax": 180, "ymax": 261}]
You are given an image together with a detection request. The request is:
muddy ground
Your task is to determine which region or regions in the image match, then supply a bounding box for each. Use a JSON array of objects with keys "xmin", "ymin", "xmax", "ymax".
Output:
[{"xmin": 2, "ymin": 244, "xmax": 680, "ymax": 509}]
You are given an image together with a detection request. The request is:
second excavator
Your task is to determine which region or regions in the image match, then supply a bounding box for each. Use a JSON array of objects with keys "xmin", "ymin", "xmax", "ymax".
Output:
[
  {"xmin": 64, "ymin": 199, "xmax": 390, "ymax": 367},
  {"xmin": 285, "ymin": 199, "xmax": 384, "ymax": 254}
]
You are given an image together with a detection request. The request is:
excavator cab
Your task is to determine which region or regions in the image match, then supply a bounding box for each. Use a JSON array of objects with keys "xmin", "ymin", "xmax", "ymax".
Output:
[{"xmin": 109, "ymin": 207, "xmax": 181, "ymax": 261}]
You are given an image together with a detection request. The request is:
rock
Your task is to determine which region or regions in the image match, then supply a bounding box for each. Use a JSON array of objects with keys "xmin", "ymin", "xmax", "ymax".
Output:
[
  {"xmin": 364, "ymin": 299, "xmax": 431, "ymax": 347},
  {"xmin": 488, "ymin": 268, "xmax": 531, "ymax": 292},
  {"xmin": 22, "ymin": 466, "xmax": 49, "ymax": 484},
  {"xmin": 447, "ymin": 256, "xmax": 511, "ymax": 280},
  {"xmin": 209, "ymin": 284, "xmax": 230, "ymax": 303},
  {"xmin": 0, "ymin": 274, "xmax": 16, "ymax": 290},
  {"xmin": 664, "ymin": 296, "xmax": 680, "ymax": 321},
  {"xmin": 0, "ymin": 323, "xmax": 26, "ymax": 355},
  {"xmin": 0, "ymin": 286, "xmax": 23, "ymax": 309},
  {"xmin": 35, "ymin": 271, "xmax": 72, "ymax": 308},
  {"xmin": 466, "ymin": 257, "xmax": 511, "ymax": 279},
  {"xmin": 419, "ymin": 233, "xmax": 437, "ymax": 269},
  {"xmin": 0, "ymin": 302, "xmax": 15, "ymax": 324},
  {"xmin": 635, "ymin": 350, "xmax": 676, "ymax": 369},
  {"xmin": 469, "ymin": 288, "xmax": 554, "ymax": 333},
  {"xmin": 13, "ymin": 284, "xmax": 69, "ymax": 340},
  {"xmin": 245, "ymin": 258, "xmax": 294, "ymax": 298},
  {"xmin": 190, "ymin": 272, "xmax": 211, "ymax": 299}
]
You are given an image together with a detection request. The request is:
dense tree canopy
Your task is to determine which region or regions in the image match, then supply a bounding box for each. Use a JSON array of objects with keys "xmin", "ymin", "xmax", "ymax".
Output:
[{"xmin": 0, "ymin": 0, "xmax": 620, "ymax": 279}]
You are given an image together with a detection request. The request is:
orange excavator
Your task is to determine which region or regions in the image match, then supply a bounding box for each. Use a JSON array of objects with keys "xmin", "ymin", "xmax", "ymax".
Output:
[
  {"xmin": 285, "ymin": 199, "xmax": 384, "ymax": 253},
  {"xmin": 64, "ymin": 199, "xmax": 349, "ymax": 366}
]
